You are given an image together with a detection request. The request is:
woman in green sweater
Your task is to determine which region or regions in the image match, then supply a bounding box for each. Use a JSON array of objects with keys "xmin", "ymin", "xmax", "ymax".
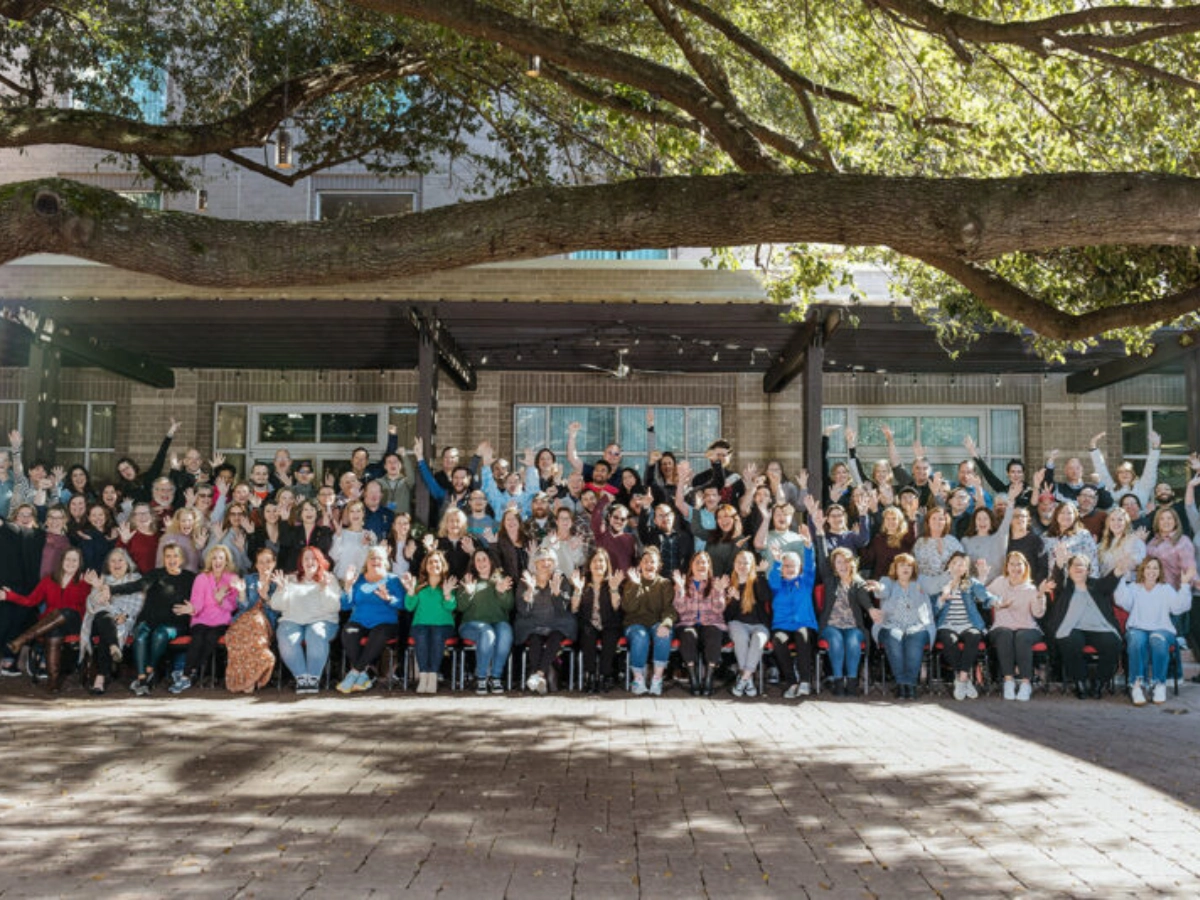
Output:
[
  {"xmin": 400, "ymin": 551, "xmax": 457, "ymax": 694},
  {"xmin": 456, "ymin": 549, "xmax": 515, "ymax": 695}
]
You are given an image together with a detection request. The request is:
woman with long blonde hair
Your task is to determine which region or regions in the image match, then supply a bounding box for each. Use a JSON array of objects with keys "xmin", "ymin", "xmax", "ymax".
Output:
[{"xmin": 724, "ymin": 549, "xmax": 772, "ymax": 698}]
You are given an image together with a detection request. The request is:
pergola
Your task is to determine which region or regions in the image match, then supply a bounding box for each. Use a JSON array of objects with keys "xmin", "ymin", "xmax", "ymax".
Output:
[{"xmin": 2, "ymin": 294, "xmax": 1198, "ymax": 508}]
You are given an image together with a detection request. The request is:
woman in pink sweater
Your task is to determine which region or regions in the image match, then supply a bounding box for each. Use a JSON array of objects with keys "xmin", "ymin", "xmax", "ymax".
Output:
[
  {"xmin": 168, "ymin": 545, "xmax": 242, "ymax": 695},
  {"xmin": 986, "ymin": 552, "xmax": 1051, "ymax": 702}
]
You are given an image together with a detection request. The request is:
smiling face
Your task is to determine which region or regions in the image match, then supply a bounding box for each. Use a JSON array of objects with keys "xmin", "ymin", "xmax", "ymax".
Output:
[
  {"xmin": 68, "ymin": 495, "xmax": 87, "ymax": 520},
  {"xmin": 1005, "ymin": 554, "xmax": 1028, "ymax": 581},
  {"xmin": 780, "ymin": 553, "xmax": 801, "ymax": 580},
  {"xmin": 639, "ymin": 552, "xmax": 661, "ymax": 580},
  {"xmin": 689, "ymin": 554, "xmax": 711, "ymax": 581},
  {"xmin": 733, "ymin": 551, "xmax": 754, "ymax": 580},
  {"xmin": 589, "ymin": 552, "xmax": 609, "ymax": 580},
  {"xmin": 473, "ymin": 550, "xmax": 494, "ymax": 579},
  {"xmin": 107, "ymin": 552, "xmax": 129, "ymax": 577},
  {"xmin": 255, "ymin": 548, "xmax": 276, "ymax": 578}
]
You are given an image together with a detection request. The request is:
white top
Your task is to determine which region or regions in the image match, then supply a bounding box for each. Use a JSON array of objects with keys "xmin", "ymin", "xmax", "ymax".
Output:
[{"xmin": 1115, "ymin": 579, "xmax": 1192, "ymax": 633}]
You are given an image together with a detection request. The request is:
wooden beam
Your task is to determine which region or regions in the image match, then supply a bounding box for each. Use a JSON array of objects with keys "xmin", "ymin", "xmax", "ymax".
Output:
[
  {"xmin": 763, "ymin": 315, "xmax": 820, "ymax": 394},
  {"xmin": 21, "ymin": 330, "xmax": 61, "ymax": 464},
  {"xmin": 0, "ymin": 314, "xmax": 174, "ymax": 389},
  {"xmin": 1185, "ymin": 346, "xmax": 1200, "ymax": 454},
  {"xmin": 415, "ymin": 322, "xmax": 438, "ymax": 526},
  {"xmin": 803, "ymin": 330, "xmax": 825, "ymax": 508},
  {"xmin": 1065, "ymin": 332, "xmax": 1198, "ymax": 394},
  {"xmin": 408, "ymin": 307, "xmax": 476, "ymax": 391}
]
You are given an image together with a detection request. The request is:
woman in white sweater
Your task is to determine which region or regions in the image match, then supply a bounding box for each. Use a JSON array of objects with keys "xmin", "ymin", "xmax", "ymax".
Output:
[
  {"xmin": 269, "ymin": 547, "xmax": 346, "ymax": 694},
  {"xmin": 1115, "ymin": 557, "xmax": 1195, "ymax": 706}
]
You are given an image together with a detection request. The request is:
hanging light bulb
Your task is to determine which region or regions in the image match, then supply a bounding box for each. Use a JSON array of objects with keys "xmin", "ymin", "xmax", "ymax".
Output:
[
  {"xmin": 196, "ymin": 189, "xmax": 208, "ymax": 212},
  {"xmin": 525, "ymin": 54, "xmax": 542, "ymax": 77},
  {"xmin": 275, "ymin": 129, "xmax": 294, "ymax": 169}
]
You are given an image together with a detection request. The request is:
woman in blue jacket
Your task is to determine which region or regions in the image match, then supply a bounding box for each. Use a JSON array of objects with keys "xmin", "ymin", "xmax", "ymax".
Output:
[
  {"xmin": 933, "ymin": 551, "xmax": 996, "ymax": 701},
  {"xmin": 767, "ymin": 541, "xmax": 818, "ymax": 699},
  {"xmin": 337, "ymin": 546, "xmax": 406, "ymax": 693}
]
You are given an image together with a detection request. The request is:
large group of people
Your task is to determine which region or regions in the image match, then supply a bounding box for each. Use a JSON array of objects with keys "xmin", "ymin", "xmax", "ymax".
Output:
[{"xmin": 1, "ymin": 414, "xmax": 1198, "ymax": 708}]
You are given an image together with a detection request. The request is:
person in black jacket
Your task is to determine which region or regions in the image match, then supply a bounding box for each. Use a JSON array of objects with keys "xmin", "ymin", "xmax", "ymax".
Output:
[
  {"xmin": 570, "ymin": 549, "xmax": 625, "ymax": 693},
  {"xmin": 1043, "ymin": 554, "xmax": 1122, "ymax": 699},
  {"xmin": 814, "ymin": 532, "xmax": 876, "ymax": 697},
  {"xmin": 123, "ymin": 544, "xmax": 196, "ymax": 695},
  {"xmin": 724, "ymin": 549, "xmax": 773, "ymax": 698},
  {"xmin": 637, "ymin": 498, "xmax": 695, "ymax": 579}
]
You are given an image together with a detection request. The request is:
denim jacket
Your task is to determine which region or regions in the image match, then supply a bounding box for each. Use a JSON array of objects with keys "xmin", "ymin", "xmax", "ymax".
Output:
[{"xmin": 932, "ymin": 579, "xmax": 994, "ymax": 633}]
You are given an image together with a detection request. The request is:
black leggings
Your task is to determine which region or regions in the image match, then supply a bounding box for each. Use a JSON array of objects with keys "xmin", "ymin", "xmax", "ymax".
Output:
[
  {"xmin": 937, "ymin": 629, "xmax": 982, "ymax": 675},
  {"xmin": 579, "ymin": 623, "xmax": 622, "ymax": 678},
  {"xmin": 526, "ymin": 631, "xmax": 566, "ymax": 675},
  {"xmin": 1057, "ymin": 629, "xmax": 1121, "ymax": 684},
  {"xmin": 676, "ymin": 624, "xmax": 724, "ymax": 669},
  {"xmin": 771, "ymin": 628, "xmax": 813, "ymax": 684},
  {"xmin": 92, "ymin": 613, "xmax": 122, "ymax": 678},
  {"xmin": 342, "ymin": 621, "xmax": 399, "ymax": 672},
  {"xmin": 990, "ymin": 628, "xmax": 1041, "ymax": 679},
  {"xmin": 184, "ymin": 624, "xmax": 226, "ymax": 677}
]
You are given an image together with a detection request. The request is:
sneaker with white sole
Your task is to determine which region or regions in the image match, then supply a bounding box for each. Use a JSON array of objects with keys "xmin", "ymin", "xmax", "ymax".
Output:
[
  {"xmin": 963, "ymin": 681, "xmax": 978, "ymax": 700},
  {"xmin": 1130, "ymin": 681, "xmax": 1146, "ymax": 706},
  {"xmin": 476, "ymin": 677, "xmax": 489, "ymax": 695},
  {"xmin": 649, "ymin": 678, "xmax": 663, "ymax": 696},
  {"xmin": 352, "ymin": 671, "xmax": 373, "ymax": 693},
  {"xmin": 1003, "ymin": 681, "xmax": 1016, "ymax": 701},
  {"xmin": 784, "ymin": 683, "xmax": 802, "ymax": 699},
  {"xmin": 337, "ymin": 671, "xmax": 359, "ymax": 694},
  {"xmin": 731, "ymin": 678, "xmax": 747, "ymax": 698},
  {"xmin": 1152, "ymin": 682, "xmax": 1167, "ymax": 704},
  {"xmin": 953, "ymin": 680, "xmax": 967, "ymax": 701},
  {"xmin": 534, "ymin": 673, "xmax": 548, "ymax": 695},
  {"xmin": 744, "ymin": 680, "xmax": 758, "ymax": 698},
  {"xmin": 526, "ymin": 673, "xmax": 541, "ymax": 692},
  {"xmin": 630, "ymin": 678, "xmax": 648, "ymax": 696},
  {"xmin": 168, "ymin": 674, "xmax": 192, "ymax": 695},
  {"xmin": 489, "ymin": 677, "xmax": 506, "ymax": 695},
  {"xmin": 1016, "ymin": 682, "xmax": 1032, "ymax": 702},
  {"xmin": 798, "ymin": 682, "xmax": 811, "ymax": 696}
]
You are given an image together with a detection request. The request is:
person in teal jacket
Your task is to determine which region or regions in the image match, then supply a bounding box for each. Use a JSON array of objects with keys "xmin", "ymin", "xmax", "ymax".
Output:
[
  {"xmin": 767, "ymin": 541, "xmax": 817, "ymax": 699},
  {"xmin": 401, "ymin": 551, "xmax": 457, "ymax": 694},
  {"xmin": 336, "ymin": 546, "xmax": 405, "ymax": 694}
]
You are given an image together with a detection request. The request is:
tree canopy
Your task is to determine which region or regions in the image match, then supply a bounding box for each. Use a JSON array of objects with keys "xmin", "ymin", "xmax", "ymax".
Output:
[{"xmin": 3, "ymin": 0, "xmax": 1200, "ymax": 354}]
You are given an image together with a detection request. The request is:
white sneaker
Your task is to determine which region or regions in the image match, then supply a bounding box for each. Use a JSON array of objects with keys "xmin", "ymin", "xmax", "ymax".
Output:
[
  {"xmin": 630, "ymin": 678, "xmax": 647, "ymax": 695},
  {"xmin": 798, "ymin": 682, "xmax": 811, "ymax": 696},
  {"xmin": 526, "ymin": 673, "xmax": 541, "ymax": 692},
  {"xmin": 649, "ymin": 678, "xmax": 663, "ymax": 696},
  {"xmin": 1016, "ymin": 682, "xmax": 1032, "ymax": 702},
  {"xmin": 743, "ymin": 680, "xmax": 758, "ymax": 698},
  {"xmin": 1003, "ymin": 681, "xmax": 1016, "ymax": 701},
  {"xmin": 784, "ymin": 683, "xmax": 802, "ymax": 699},
  {"xmin": 1131, "ymin": 681, "xmax": 1146, "ymax": 706},
  {"xmin": 953, "ymin": 680, "xmax": 967, "ymax": 701},
  {"xmin": 534, "ymin": 673, "xmax": 548, "ymax": 695},
  {"xmin": 1152, "ymin": 682, "xmax": 1167, "ymax": 704},
  {"xmin": 963, "ymin": 681, "xmax": 978, "ymax": 700},
  {"xmin": 731, "ymin": 678, "xmax": 747, "ymax": 698}
]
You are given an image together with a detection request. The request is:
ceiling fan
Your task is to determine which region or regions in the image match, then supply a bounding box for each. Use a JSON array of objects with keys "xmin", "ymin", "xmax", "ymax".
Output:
[{"xmin": 581, "ymin": 348, "xmax": 684, "ymax": 378}]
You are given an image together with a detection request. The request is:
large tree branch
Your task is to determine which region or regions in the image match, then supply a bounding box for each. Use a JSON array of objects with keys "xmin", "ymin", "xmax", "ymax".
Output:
[
  {"xmin": 354, "ymin": 0, "xmax": 787, "ymax": 174},
  {"xmin": 0, "ymin": 47, "xmax": 427, "ymax": 155},
  {"xmin": 911, "ymin": 253, "xmax": 1200, "ymax": 342}
]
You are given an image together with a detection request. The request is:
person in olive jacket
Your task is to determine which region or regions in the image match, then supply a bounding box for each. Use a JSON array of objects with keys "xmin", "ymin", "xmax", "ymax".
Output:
[{"xmin": 621, "ymin": 547, "xmax": 675, "ymax": 697}]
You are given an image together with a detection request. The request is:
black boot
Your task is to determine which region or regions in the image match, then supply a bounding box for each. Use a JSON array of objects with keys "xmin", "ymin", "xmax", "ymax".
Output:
[
  {"xmin": 834, "ymin": 678, "xmax": 847, "ymax": 697},
  {"xmin": 1089, "ymin": 679, "xmax": 1103, "ymax": 699},
  {"xmin": 600, "ymin": 675, "xmax": 614, "ymax": 693},
  {"xmin": 687, "ymin": 665, "xmax": 702, "ymax": 696},
  {"xmin": 1073, "ymin": 680, "xmax": 1088, "ymax": 700},
  {"xmin": 702, "ymin": 666, "xmax": 715, "ymax": 697}
]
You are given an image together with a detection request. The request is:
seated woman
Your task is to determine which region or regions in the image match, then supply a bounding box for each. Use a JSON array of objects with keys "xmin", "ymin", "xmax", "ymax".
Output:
[
  {"xmin": 1044, "ymin": 553, "xmax": 1122, "ymax": 699},
  {"xmin": 2, "ymin": 547, "xmax": 90, "ymax": 692},
  {"xmin": 456, "ymin": 548, "xmax": 515, "ymax": 695},
  {"xmin": 671, "ymin": 552, "xmax": 729, "ymax": 696},
  {"xmin": 128, "ymin": 544, "xmax": 195, "ymax": 695},
  {"xmin": 402, "ymin": 551, "xmax": 457, "ymax": 695},
  {"xmin": 1116, "ymin": 557, "xmax": 1195, "ymax": 706},
  {"xmin": 341, "ymin": 546, "xmax": 406, "ymax": 693},
  {"xmin": 814, "ymin": 531, "xmax": 875, "ymax": 697},
  {"xmin": 514, "ymin": 548, "xmax": 577, "ymax": 694},
  {"xmin": 866, "ymin": 553, "xmax": 933, "ymax": 699},
  {"xmin": 621, "ymin": 547, "xmax": 675, "ymax": 696},
  {"xmin": 724, "ymin": 549, "xmax": 772, "ymax": 698},
  {"xmin": 767, "ymin": 540, "xmax": 818, "ymax": 700},
  {"xmin": 79, "ymin": 548, "xmax": 144, "ymax": 695},
  {"xmin": 986, "ymin": 552, "xmax": 1050, "ymax": 702},
  {"xmin": 270, "ymin": 546, "xmax": 343, "ymax": 694},
  {"xmin": 224, "ymin": 546, "xmax": 279, "ymax": 694},
  {"xmin": 933, "ymin": 551, "xmax": 995, "ymax": 701},
  {"xmin": 569, "ymin": 548, "xmax": 623, "ymax": 694},
  {"xmin": 169, "ymin": 545, "xmax": 241, "ymax": 694}
]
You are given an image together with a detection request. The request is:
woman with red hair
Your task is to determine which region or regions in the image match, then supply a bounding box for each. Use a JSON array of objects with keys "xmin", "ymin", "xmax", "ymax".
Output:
[{"xmin": 268, "ymin": 546, "xmax": 345, "ymax": 694}]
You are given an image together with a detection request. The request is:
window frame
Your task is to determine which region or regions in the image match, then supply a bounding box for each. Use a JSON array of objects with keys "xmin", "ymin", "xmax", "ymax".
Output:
[
  {"xmin": 1120, "ymin": 406, "xmax": 1190, "ymax": 489},
  {"xmin": 314, "ymin": 190, "xmax": 416, "ymax": 221}
]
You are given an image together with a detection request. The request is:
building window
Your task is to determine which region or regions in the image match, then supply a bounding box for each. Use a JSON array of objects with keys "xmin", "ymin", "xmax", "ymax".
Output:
[
  {"xmin": 514, "ymin": 405, "xmax": 721, "ymax": 475},
  {"xmin": 1121, "ymin": 407, "xmax": 1190, "ymax": 488},
  {"xmin": 55, "ymin": 402, "xmax": 116, "ymax": 478},
  {"xmin": 316, "ymin": 192, "xmax": 414, "ymax": 221},
  {"xmin": 823, "ymin": 405, "xmax": 1024, "ymax": 484},
  {"xmin": 117, "ymin": 191, "xmax": 163, "ymax": 211},
  {"xmin": 568, "ymin": 249, "xmax": 671, "ymax": 261}
]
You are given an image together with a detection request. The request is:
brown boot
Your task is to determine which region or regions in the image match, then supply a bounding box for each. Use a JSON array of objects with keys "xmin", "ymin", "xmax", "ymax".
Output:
[
  {"xmin": 45, "ymin": 636, "xmax": 64, "ymax": 693},
  {"xmin": 7, "ymin": 610, "xmax": 68, "ymax": 656}
]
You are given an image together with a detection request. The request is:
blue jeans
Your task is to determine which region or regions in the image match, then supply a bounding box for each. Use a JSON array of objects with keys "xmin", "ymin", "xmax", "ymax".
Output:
[
  {"xmin": 132, "ymin": 622, "xmax": 178, "ymax": 677},
  {"xmin": 276, "ymin": 620, "xmax": 339, "ymax": 679},
  {"xmin": 1126, "ymin": 628, "xmax": 1173, "ymax": 685},
  {"xmin": 625, "ymin": 624, "xmax": 672, "ymax": 674},
  {"xmin": 412, "ymin": 624, "xmax": 455, "ymax": 673},
  {"xmin": 881, "ymin": 630, "xmax": 926, "ymax": 686},
  {"xmin": 820, "ymin": 626, "xmax": 864, "ymax": 679},
  {"xmin": 459, "ymin": 620, "xmax": 514, "ymax": 679}
]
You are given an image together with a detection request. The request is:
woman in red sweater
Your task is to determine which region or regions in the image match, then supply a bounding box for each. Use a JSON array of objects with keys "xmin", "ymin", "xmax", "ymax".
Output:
[{"xmin": 1, "ymin": 547, "xmax": 89, "ymax": 691}]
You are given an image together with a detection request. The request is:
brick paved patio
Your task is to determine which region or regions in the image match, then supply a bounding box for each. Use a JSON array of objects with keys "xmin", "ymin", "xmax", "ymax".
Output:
[{"xmin": 1, "ymin": 681, "xmax": 1198, "ymax": 898}]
